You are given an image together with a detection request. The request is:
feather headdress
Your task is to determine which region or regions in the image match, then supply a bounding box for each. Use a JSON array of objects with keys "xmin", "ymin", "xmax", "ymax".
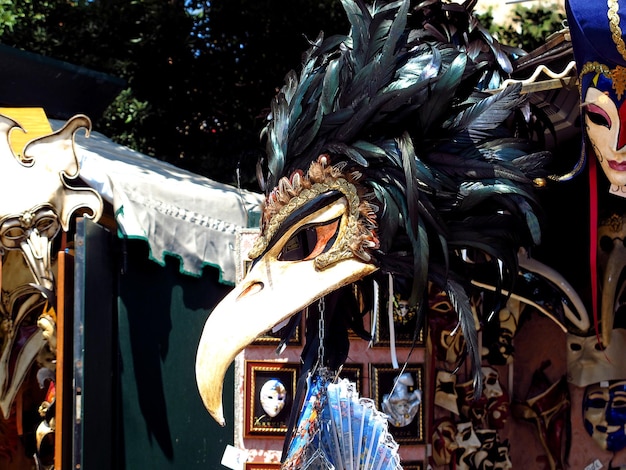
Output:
[{"xmin": 260, "ymin": 0, "xmax": 547, "ymax": 376}]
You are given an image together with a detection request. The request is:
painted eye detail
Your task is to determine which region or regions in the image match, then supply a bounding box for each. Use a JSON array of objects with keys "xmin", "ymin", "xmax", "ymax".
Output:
[
  {"xmin": 278, "ymin": 217, "xmax": 340, "ymax": 261},
  {"xmin": 586, "ymin": 103, "xmax": 612, "ymax": 128}
]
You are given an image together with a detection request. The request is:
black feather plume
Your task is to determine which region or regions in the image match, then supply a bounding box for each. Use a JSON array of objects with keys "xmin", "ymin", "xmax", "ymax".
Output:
[{"xmin": 260, "ymin": 0, "xmax": 550, "ymax": 400}]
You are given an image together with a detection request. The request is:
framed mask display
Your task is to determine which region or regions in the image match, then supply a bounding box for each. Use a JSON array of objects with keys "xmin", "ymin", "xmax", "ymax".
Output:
[
  {"xmin": 244, "ymin": 361, "xmax": 300, "ymax": 437},
  {"xmin": 373, "ymin": 277, "xmax": 424, "ymax": 347},
  {"xmin": 251, "ymin": 319, "xmax": 302, "ymax": 347},
  {"xmin": 370, "ymin": 363, "xmax": 424, "ymax": 443}
]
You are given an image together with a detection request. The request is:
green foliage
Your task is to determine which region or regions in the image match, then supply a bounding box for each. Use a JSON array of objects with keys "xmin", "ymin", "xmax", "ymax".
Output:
[
  {"xmin": 478, "ymin": 4, "xmax": 566, "ymax": 52},
  {"xmin": 3, "ymin": 1, "xmax": 564, "ymax": 188},
  {"xmin": 0, "ymin": 0, "xmax": 347, "ymax": 189}
]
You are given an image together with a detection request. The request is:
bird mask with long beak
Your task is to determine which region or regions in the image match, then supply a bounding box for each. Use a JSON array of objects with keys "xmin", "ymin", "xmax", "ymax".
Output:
[{"xmin": 196, "ymin": 0, "xmax": 550, "ymax": 426}]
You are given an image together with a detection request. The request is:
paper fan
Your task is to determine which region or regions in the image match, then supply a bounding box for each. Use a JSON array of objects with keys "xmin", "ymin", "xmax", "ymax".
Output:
[{"xmin": 282, "ymin": 369, "xmax": 402, "ymax": 470}]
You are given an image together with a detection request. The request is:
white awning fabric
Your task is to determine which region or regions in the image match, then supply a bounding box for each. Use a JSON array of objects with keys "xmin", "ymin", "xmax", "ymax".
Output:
[{"xmin": 54, "ymin": 120, "xmax": 263, "ymax": 285}]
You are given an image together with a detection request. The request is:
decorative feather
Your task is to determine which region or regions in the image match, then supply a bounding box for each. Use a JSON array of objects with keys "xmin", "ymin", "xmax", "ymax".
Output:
[{"xmin": 446, "ymin": 278, "xmax": 482, "ymax": 396}]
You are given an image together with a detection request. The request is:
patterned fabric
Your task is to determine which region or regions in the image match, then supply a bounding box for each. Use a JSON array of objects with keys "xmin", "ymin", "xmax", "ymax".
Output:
[{"xmin": 282, "ymin": 371, "xmax": 402, "ymax": 470}]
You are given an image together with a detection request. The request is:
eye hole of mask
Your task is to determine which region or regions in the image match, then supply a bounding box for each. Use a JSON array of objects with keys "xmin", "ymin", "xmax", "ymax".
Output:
[
  {"xmin": 586, "ymin": 103, "xmax": 612, "ymax": 128},
  {"xmin": 569, "ymin": 342, "xmax": 582, "ymax": 352},
  {"xmin": 600, "ymin": 235, "xmax": 614, "ymax": 253},
  {"xmin": 278, "ymin": 217, "xmax": 340, "ymax": 261}
]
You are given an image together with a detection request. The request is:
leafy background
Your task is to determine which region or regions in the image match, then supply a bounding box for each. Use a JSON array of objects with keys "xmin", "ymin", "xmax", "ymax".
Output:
[{"xmin": 0, "ymin": 0, "xmax": 564, "ymax": 190}]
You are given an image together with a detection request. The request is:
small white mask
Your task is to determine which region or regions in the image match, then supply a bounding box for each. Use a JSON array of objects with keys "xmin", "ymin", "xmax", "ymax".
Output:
[{"xmin": 259, "ymin": 379, "xmax": 287, "ymax": 417}]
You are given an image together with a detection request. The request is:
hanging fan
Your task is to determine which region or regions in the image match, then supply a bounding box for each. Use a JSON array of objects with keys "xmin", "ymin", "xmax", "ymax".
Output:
[{"xmin": 282, "ymin": 370, "xmax": 402, "ymax": 470}]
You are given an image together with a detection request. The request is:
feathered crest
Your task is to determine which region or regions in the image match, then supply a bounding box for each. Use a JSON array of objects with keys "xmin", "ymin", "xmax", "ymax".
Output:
[{"xmin": 260, "ymin": 0, "xmax": 550, "ymax": 394}]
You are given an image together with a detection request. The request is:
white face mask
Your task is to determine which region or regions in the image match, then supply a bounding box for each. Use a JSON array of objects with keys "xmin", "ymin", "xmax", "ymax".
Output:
[
  {"xmin": 482, "ymin": 366, "xmax": 504, "ymax": 399},
  {"xmin": 259, "ymin": 379, "xmax": 287, "ymax": 417},
  {"xmin": 583, "ymin": 380, "xmax": 626, "ymax": 452},
  {"xmin": 455, "ymin": 421, "xmax": 481, "ymax": 451},
  {"xmin": 455, "ymin": 421, "xmax": 482, "ymax": 470},
  {"xmin": 584, "ymin": 87, "xmax": 626, "ymax": 188}
]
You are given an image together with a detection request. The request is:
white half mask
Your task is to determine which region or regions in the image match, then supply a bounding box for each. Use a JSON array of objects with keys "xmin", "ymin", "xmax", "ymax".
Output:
[{"xmin": 455, "ymin": 421, "xmax": 481, "ymax": 451}]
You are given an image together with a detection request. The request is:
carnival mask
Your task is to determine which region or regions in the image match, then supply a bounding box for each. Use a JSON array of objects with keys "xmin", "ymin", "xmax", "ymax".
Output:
[
  {"xmin": 455, "ymin": 421, "xmax": 482, "ymax": 470},
  {"xmin": 259, "ymin": 379, "xmax": 287, "ymax": 417},
  {"xmin": 567, "ymin": 0, "xmax": 626, "ymax": 192},
  {"xmin": 492, "ymin": 442, "xmax": 513, "ymax": 470},
  {"xmin": 393, "ymin": 297, "xmax": 414, "ymax": 325},
  {"xmin": 466, "ymin": 430, "xmax": 512, "ymax": 470},
  {"xmin": 0, "ymin": 114, "xmax": 102, "ymax": 292},
  {"xmin": 583, "ymin": 380, "xmax": 626, "ymax": 452},
  {"xmin": 196, "ymin": 157, "xmax": 379, "ymax": 425},
  {"xmin": 456, "ymin": 421, "xmax": 481, "ymax": 453},
  {"xmin": 381, "ymin": 372, "xmax": 422, "ymax": 427},
  {"xmin": 487, "ymin": 390, "xmax": 511, "ymax": 429},
  {"xmin": 457, "ymin": 378, "xmax": 488, "ymax": 427},
  {"xmin": 482, "ymin": 366, "xmax": 504, "ymax": 400},
  {"xmin": 468, "ymin": 429, "xmax": 496, "ymax": 470},
  {"xmin": 428, "ymin": 288, "xmax": 467, "ymax": 369},
  {"xmin": 597, "ymin": 213, "xmax": 626, "ymax": 345},
  {"xmin": 567, "ymin": 329, "xmax": 626, "ymax": 387},
  {"xmin": 435, "ymin": 370, "xmax": 459, "ymax": 415},
  {"xmin": 584, "ymin": 87, "xmax": 626, "ymax": 189},
  {"xmin": 432, "ymin": 418, "xmax": 458, "ymax": 466}
]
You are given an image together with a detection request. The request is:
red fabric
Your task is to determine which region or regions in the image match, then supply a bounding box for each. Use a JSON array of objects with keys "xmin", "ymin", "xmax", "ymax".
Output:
[
  {"xmin": 619, "ymin": 101, "xmax": 626, "ymax": 149},
  {"xmin": 589, "ymin": 155, "xmax": 599, "ymax": 341}
]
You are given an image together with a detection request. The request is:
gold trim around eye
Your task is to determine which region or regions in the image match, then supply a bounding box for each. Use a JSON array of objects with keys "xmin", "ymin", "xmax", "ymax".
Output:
[{"xmin": 249, "ymin": 176, "xmax": 372, "ymax": 271}]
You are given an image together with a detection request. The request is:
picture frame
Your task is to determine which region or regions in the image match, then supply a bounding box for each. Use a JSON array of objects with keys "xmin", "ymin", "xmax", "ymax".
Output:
[
  {"xmin": 370, "ymin": 363, "xmax": 424, "ymax": 444},
  {"xmin": 244, "ymin": 361, "xmax": 300, "ymax": 437},
  {"xmin": 235, "ymin": 228, "xmax": 260, "ymax": 284},
  {"xmin": 373, "ymin": 289, "xmax": 424, "ymax": 347},
  {"xmin": 245, "ymin": 463, "xmax": 281, "ymax": 470},
  {"xmin": 251, "ymin": 312, "xmax": 302, "ymax": 346},
  {"xmin": 401, "ymin": 461, "xmax": 424, "ymax": 470},
  {"xmin": 337, "ymin": 363, "xmax": 364, "ymax": 394}
]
